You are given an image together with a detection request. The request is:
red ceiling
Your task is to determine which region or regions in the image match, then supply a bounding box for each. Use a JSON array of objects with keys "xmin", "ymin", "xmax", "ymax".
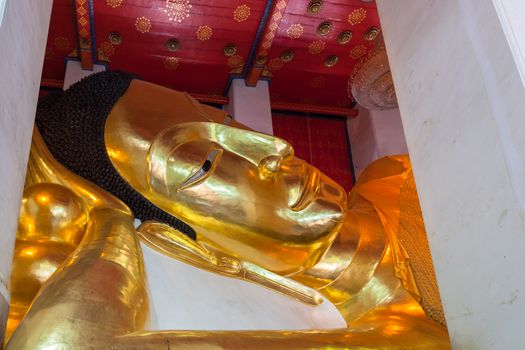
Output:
[{"xmin": 42, "ymin": 0, "xmax": 380, "ymax": 109}]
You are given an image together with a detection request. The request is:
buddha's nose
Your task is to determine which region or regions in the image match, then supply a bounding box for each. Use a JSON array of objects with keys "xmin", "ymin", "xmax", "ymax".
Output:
[
  {"xmin": 257, "ymin": 140, "xmax": 294, "ymax": 181},
  {"xmin": 258, "ymin": 155, "xmax": 282, "ymax": 180}
]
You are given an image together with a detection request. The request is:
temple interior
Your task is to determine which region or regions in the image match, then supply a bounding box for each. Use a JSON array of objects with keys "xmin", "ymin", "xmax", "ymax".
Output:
[{"xmin": 1, "ymin": 0, "xmax": 525, "ymax": 349}]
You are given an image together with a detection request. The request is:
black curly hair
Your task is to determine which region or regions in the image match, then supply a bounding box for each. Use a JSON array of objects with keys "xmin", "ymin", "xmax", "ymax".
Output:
[{"xmin": 36, "ymin": 71, "xmax": 196, "ymax": 239}]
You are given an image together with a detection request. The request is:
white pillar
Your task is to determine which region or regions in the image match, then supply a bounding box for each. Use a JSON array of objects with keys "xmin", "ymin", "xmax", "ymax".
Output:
[
  {"xmin": 376, "ymin": 0, "xmax": 525, "ymax": 349},
  {"xmin": 0, "ymin": 0, "xmax": 52, "ymax": 342},
  {"xmin": 224, "ymin": 79, "xmax": 274, "ymax": 135},
  {"xmin": 63, "ymin": 60, "xmax": 106, "ymax": 90},
  {"xmin": 347, "ymin": 107, "xmax": 408, "ymax": 177}
]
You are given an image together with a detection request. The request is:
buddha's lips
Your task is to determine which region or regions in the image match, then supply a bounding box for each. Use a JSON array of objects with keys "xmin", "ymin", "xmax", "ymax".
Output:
[{"xmin": 290, "ymin": 166, "xmax": 320, "ymax": 212}]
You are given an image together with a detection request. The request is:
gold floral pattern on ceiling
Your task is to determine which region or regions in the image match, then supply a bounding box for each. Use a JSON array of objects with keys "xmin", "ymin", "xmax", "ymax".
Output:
[
  {"xmin": 54, "ymin": 37, "xmax": 70, "ymax": 51},
  {"xmin": 164, "ymin": 57, "xmax": 180, "ymax": 70},
  {"xmin": 349, "ymin": 44, "xmax": 367, "ymax": 59},
  {"xmin": 135, "ymin": 16, "xmax": 151, "ymax": 33},
  {"xmin": 262, "ymin": 69, "xmax": 273, "ymax": 78},
  {"xmin": 106, "ymin": 0, "xmax": 123, "ymax": 8},
  {"xmin": 98, "ymin": 41, "xmax": 115, "ymax": 62},
  {"xmin": 234, "ymin": 4, "xmax": 251, "ymax": 22},
  {"xmin": 164, "ymin": 0, "xmax": 192, "ymax": 23},
  {"xmin": 196, "ymin": 25, "xmax": 213, "ymax": 41},
  {"xmin": 268, "ymin": 57, "xmax": 284, "ymax": 71},
  {"xmin": 227, "ymin": 54, "xmax": 244, "ymax": 70},
  {"xmin": 286, "ymin": 24, "xmax": 303, "ymax": 39},
  {"xmin": 308, "ymin": 40, "xmax": 325, "ymax": 55},
  {"xmin": 310, "ymin": 76, "xmax": 327, "ymax": 89},
  {"xmin": 348, "ymin": 8, "xmax": 366, "ymax": 26}
]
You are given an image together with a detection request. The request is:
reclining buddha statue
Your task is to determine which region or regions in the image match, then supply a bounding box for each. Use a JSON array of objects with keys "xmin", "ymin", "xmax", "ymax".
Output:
[{"xmin": 4, "ymin": 71, "xmax": 450, "ymax": 349}]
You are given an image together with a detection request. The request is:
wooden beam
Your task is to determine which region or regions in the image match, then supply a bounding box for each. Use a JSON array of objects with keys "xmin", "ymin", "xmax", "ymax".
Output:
[
  {"xmin": 245, "ymin": 0, "xmax": 289, "ymax": 87},
  {"xmin": 189, "ymin": 93, "xmax": 229, "ymax": 105},
  {"xmin": 39, "ymin": 79, "xmax": 358, "ymax": 118},
  {"xmin": 40, "ymin": 78, "xmax": 64, "ymax": 89},
  {"xmin": 74, "ymin": 0, "xmax": 94, "ymax": 70},
  {"xmin": 271, "ymin": 101, "xmax": 359, "ymax": 118}
]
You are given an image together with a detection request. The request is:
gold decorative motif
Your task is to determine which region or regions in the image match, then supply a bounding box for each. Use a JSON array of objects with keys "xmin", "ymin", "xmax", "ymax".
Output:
[
  {"xmin": 98, "ymin": 51, "xmax": 110, "ymax": 62},
  {"xmin": 349, "ymin": 44, "xmax": 367, "ymax": 59},
  {"xmin": 280, "ymin": 49, "xmax": 294, "ymax": 63},
  {"xmin": 338, "ymin": 31, "xmax": 352, "ymax": 45},
  {"xmin": 98, "ymin": 41, "xmax": 115, "ymax": 62},
  {"xmin": 234, "ymin": 4, "xmax": 251, "ymax": 22},
  {"xmin": 78, "ymin": 17, "xmax": 88, "ymax": 27},
  {"xmin": 68, "ymin": 48, "xmax": 78, "ymax": 57},
  {"xmin": 307, "ymin": 0, "xmax": 323, "ymax": 14},
  {"xmin": 256, "ymin": 55, "xmax": 267, "ymax": 65},
  {"xmin": 317, "ymin": 21, "xmax": 332, "ymax": 36},
  {"xmin": 99, "ymin": 41, "xmax": 115, "ymax": 57},
  {"xmin": 106, "ymin": 0, "xmax": 123, "ymax": 8},
  {"xmin": 268, "ymin": 58, "xmax": 284, "ymax": 71},
  {"xmin": 364, "ymin": 26, "xmax": 380, "ymax": 41},
  {"xmin": 166, "ymin": 38, "xmax": 180, "ymax": 52},
  {"xmin": 324, "ymin": 55, "xmax": 338, "ymax": 67},
  {"xmin": 310, "ymin": 76, "xmax": 327, "ymax": 88},
  {"xmin": 164, "ymin": 57, "xmax": 180, "ymax": 70},
  {"xmin": 164, "ymin": 0, "xmax": 192, "ymax": 23},
  {"xmin": 227, "ymin": 54, "xmax": 244, "ymax": 69},
  {"xmin": 77, "ymin": 5, "xmax": 87, "ymax": 17},
  {"xmin": 262, "ymin": 69, "xmax": 273, "ymax": 77},
  {"xmin": 348, "ymin": 7, "xmax": 366, "ymax": 25},
  {"xmin": 286, "ymin": 24, "xmax": 303, "ymax": 39},
  {"xmin": 54, "ymin": 36, "xmax": 70, "ymax": 51},
  {"xmin": 223, "ymin": 43, "xmax": 237, "ymax": 57},
  {"xmin": 135, "ymin": 16, "xmax": 151, "ymax": 33},
  {"xmin": 196, "ymin": 25, "xmax": 212, "ymax": 41},
  {"xmin": 308, "ymin": 40, "xmax": 325, "ymax": 55},
  {"xmin": 108, "ymin": 32, "xmax": 122, "ymax": 45}
]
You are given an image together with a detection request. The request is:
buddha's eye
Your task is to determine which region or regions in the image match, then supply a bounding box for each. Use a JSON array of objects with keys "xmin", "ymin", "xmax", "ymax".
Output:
[
  {"xmin": 202, "ymin": 159, "xmax": 212, "ymax": 172},
  {"xmin": 179, "ymin": 148, "xmax": 222, "ymax": 190}
]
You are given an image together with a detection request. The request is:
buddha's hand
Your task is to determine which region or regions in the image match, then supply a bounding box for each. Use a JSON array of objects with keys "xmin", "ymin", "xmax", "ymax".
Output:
[{"xmin": 137, "ymin": 221, "xmax": 323, "ymax": 306}]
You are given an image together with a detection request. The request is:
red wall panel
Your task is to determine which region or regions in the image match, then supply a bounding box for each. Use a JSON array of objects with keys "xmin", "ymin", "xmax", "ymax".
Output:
[{"xmin": 272, "ymin": 111, "xmax": 354, "ymax": 192}]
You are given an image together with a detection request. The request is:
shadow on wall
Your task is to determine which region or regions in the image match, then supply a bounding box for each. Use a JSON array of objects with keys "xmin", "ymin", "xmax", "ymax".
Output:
[{"xmin": 347, "ymin": 107, "xmax": 408, "ymax": 178}]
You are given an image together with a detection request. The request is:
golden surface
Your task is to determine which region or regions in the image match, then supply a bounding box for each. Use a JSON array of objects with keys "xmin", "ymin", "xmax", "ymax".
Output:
[
  {"xmin": 105, "ymin": 81, "xmax": 346, "ymax": 276},
  {"xmin": 5, "ymin": 79, "xmax": 449, "ymax": 349}
]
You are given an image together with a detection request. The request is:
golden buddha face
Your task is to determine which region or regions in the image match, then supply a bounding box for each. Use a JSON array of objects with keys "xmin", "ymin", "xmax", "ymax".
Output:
[
  {"xmin": 105, "ymin": 80, "xmax": 347, "ymax": 275},
  {"xmin": 144, "ymin": 122, "xmax": 346, "ymax": 274}
]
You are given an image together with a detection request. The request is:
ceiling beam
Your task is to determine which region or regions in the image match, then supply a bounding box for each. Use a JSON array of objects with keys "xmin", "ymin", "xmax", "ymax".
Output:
[
  {"xmin": 40, "ymin": 79, "xmax": 358, "ymax": 118},
  {"xmin": 73, "ymin": 0, "xmax": 94, "ymax": 70},
  {"xmin": 245, "ymin": 0, "xmax": 289, "ymax": 87},
  {"xmin": 270, "ymin": 101, "xmax": 359, "ymax": 118}
]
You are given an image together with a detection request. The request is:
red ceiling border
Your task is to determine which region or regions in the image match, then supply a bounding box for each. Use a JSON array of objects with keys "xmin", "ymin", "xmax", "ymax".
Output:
[
  {"xmin": 245, "ymin": 0, "xmax": 289, "ymax": 86},
  {"xmin": 73, "ymin": 0, "xmax": 94, "ymax": 70}
]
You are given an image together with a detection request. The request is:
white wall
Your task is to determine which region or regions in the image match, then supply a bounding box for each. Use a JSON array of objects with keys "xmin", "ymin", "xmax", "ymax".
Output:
[
  {"xmin": 0, "ymin": 0, "xmax": 52, "ymax": 342},
  {"xmin": 347, "ymin": 107, "xmax": 408, "ymax": 177},
  {"xmin": 63, "ymin": 60, "xmax": 106, "ymax": 90},
  {"xmin": 377, "ymin": 0, "xmax": 525, "ymax": 349},
  {"xmin": 224, "ymin": 79, "xmax": 274, "ymax": 135}
]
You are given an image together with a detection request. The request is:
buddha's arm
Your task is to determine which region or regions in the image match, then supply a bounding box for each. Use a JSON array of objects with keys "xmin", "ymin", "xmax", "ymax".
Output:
[
  {"xmin": 6, "ymin": 129, "xmax": 145, "ymax": 348},
  {"xmin": 5, "ymin": 207, "xmax": 148, "ymax": 349}
]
